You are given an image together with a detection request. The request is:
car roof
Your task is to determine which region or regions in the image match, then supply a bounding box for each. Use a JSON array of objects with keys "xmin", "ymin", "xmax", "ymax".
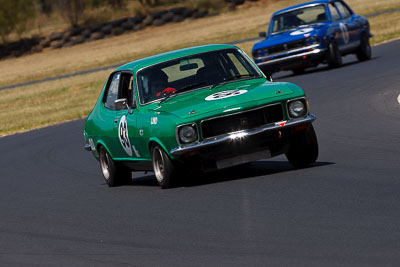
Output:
[
  {"xmin": 273, "ymin": 0, "xmax": 334, "ymax": 16},
  {"xmin": 116, "ymin": 44, "xmax": 237, "ymax": 73}
]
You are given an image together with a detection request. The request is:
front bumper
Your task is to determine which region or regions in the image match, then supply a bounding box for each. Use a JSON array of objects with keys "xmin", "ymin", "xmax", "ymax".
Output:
[
  {"xmin": 255, "ymin": 47, "xmax": 326, "ymax": 72},
  {"xmin": 170, "ymin": 114, "xmax": 316, "ymax": 157}
]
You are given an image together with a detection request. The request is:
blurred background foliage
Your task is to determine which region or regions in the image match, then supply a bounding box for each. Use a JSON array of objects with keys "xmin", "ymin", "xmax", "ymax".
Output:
[
  {"xmin": 0, "ymin": 0, "xmax": 36, "ymax": 43},
  {"xmin": 0, "ymin": 0, "xmax": 231, "ymax": 44}
]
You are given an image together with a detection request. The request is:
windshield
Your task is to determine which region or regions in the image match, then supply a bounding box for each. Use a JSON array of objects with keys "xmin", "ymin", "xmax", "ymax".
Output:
[
  {"xmin": 271, "ymin": 4, "xmax": 328, "ymax": 34},
  {"xmin": 137, "ymin": 48, "xmax": 261, "ymax": 104}
]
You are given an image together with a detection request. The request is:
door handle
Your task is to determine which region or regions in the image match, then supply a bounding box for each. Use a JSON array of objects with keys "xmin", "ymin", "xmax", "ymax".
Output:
[{"xmin": 114, "ymin": 118, "xmax": 118, "ymax": 123}]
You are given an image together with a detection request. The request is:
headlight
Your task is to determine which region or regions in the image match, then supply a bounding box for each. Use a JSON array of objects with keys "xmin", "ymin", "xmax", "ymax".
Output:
[
  {"xmin": 253, "ymin": 48, "xmax": 268, "ymax": 58},
  {"xmin": 288, "ymin": 100, "xmax": 307, "ymax": 118},
  {"xmin": 178, "ymin": 124, "xmax": 198, "ymax": 144}
]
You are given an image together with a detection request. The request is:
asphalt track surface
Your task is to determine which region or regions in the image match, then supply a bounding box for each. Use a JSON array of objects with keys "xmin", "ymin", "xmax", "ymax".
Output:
[{"xmin": 1, "ymin": 39, "xmax": 400, "ymax": 266}]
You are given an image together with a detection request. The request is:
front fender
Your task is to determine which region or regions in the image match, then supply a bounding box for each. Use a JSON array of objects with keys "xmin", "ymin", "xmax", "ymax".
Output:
[
  {"xmin": 95, "ymin": 139, "xmax": 114, "ymax": 159},
  {"xmin": 148, "ymin": 137, "xmax": 173, "ymax": 159}
]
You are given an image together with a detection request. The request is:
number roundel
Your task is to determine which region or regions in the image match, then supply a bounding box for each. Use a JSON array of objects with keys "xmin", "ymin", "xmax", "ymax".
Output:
[
  {"xmin": 118, "ymin": 115, "xmax": 133, "ymax": 156},
  {"xmin": 205, "ymin": 89, "xmax": 248, "ymax": 101},
  {"xmin": 339, "ymin": 23, "xmax": 349, "ymax": 44}
]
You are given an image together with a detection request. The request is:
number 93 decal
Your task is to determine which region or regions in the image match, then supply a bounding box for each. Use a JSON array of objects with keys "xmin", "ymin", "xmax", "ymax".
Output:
[{"xmin": 118, "ymin": 115, "xmax": 133, "ymax": 156}]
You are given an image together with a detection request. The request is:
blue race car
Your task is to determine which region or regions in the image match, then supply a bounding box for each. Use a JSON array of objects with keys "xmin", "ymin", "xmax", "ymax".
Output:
[{"xmin": 252, "ymin": 0, "xmax": 372, "ymax": 75}]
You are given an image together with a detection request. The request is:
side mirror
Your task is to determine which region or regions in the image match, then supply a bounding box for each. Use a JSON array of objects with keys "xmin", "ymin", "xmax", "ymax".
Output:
[
  {"xmin": 258, "ymin": 32, "xmax": 267, "ymax": 38},
  {"xmin": 265, "ymin": 74, "xmax": 273, "ymax": 82},
  {"xmin": 114, "ymin": 98, "xmax": 133, "ymax": 114}
]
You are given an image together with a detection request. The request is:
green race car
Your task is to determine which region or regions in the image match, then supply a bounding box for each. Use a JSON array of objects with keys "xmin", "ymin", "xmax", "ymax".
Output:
[{"xmin": 84, "ymin": 44, "xmax": 318, "ymax": 188}]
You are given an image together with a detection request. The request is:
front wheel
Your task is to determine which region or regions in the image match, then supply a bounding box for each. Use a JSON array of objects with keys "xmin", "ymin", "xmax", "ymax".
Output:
[
  {"xmin": 99, "ymin": 146, "xmax": 131, "ymax": 187},
  {"xmin": 356, "ymin": 34, "xmax": 372, "ymax": 61},
  {"xmin": 151, "ymin": 144, "xmax": 177, "ymax": 189},
  {"xmin": 286, "ymin": 124, "xmax": 318, "ymax": 168},
  {"xmin": 327, "ymin": 41, "xmax": 342, "ymax": 68}
]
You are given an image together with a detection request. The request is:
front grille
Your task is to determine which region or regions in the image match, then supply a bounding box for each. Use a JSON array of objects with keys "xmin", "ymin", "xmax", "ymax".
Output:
[
  {"xmin": 201, "ymin": 104, "xmax": 284, "ymax": 139},
  {"xmin": 268, "ymin": 39, "xmax": 307, "ymax": 55}
]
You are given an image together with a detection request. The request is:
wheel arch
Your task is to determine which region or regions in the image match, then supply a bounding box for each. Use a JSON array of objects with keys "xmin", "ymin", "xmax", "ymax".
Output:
[
  {"xmin": 96, "ymin": 140, "xmax": 115, "ymax": 159},
  {"xmin": 359, "ymin": 30, "xmax": 369, "ymax": 39},
  {"xmin": 148, "ymin": 138, "xmax": 172, "ymax": 158}
]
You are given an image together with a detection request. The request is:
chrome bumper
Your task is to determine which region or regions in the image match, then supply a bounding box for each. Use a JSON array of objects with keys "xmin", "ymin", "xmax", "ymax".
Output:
[
  {"xmin": 84, "ymin": 143, "xmax": 91, "ymax": 151},
  {"xmin": 256, "ymin": 48, "xmax": 326, "ymax": 67},
  {"xmin": 170, "ymin": 114, "xmax": 316, "ymax": 156}
]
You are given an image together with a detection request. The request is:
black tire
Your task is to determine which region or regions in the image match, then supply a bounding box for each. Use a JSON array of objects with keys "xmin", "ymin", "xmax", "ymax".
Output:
[
  {"xmin": 169, "ymin": 7, "xmax": 186, "ymax": 15},
  {"xmin": 112, "ymin": 27, "xmax": 124, "ymax": 36},
  {"xmin": 68, "ymin": 27, "xmax": 82, "ymax": 37},
  {"xmin": 150, "ymin": 10, "xmax": 167, "ymax": 19},
  {"xmin": 51, "ymin": 41, "xmax": 64, "ymax": 49},
  {"xmin": 110, "ymin": 18, "xmax": 127, "ymax": 27},
  {"xmin": 131, "ymin": 15, "xmax": 145, "ymax": 24},
  {"xmin": 161, "ymin": 12, "xmax": 174, "ymax": 22},
  {"xmin": 99, "ymin": 146, "xmax": 131, "ymax": 187},
  {"xmin": 172, "ymin": 15, "xmax": 185, "ymax": 23},
  {"xmin": 101, "ymin": 25, "xmax": 112, "ymax": 35},
  {"xmin": 90, "ymin": 32, "xmax": 105, "ymax": 40},
  {"xmin": 49, "ymin": 32, "xmax": 63, "ymax": 42},
  {"xmin": 133, "ymin": 24, "xmax": 145, "ymax": 31},
  {"xmin": 327, "ymin": 41, "xmax": 342, "ymax": 68},
  {"xmin": 152, "ymin": 18, "xmax": 166, "ymax": 26},
  {"xmin": 121, "ymin": 21, "xmax": 134, "ymax": 31},
  {"xmin": 143, "ymin": 17, "xmax": 154, "ymax": 26},
  {"xmin": 151, "ymin": 144, "xmax": 177, "ymax": 189},
  {"xmin": 286, "ymin": 124, "xmax": 318, "ymax": 168},
  {"xmin": 81, "ymin": 29, "xmax": 91, "ymax": 38},
  {"xmin": 356, "ymin": 34, "xmax": 372, "ymax": 62},
  {"xmin": 71, "ymin": 36, "xmax": 85, "ymax": 45},
  {"xmin": 89, "ymin": 23, "xmax": 104, "ymax": 33}
]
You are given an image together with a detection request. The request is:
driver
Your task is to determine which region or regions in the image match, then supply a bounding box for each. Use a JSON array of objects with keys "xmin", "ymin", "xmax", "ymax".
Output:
[
  {"xmin": 148, "ymin": 70, "xmax": 168, "ymax": 100},
  {"xmin": 147, "ymin": 70, "xmax": 176, "ymax": 101},
  {"xmin": 284, "ymin": 14, "xmax": 302, "ymax": 28}
]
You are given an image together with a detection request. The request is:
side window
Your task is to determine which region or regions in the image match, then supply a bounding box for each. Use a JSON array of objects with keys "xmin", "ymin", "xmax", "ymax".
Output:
[
  {"xmin": 329, "ymin": 3, "xmax": 340, "ymax": 21},
  {"xmin": 119, "ymin": 73, "xmax": 134, "ymax": 108},
  {"xmin": 104, "ymin": 72, "xmax": 120, "ymax": 110},
  {"xmin": 335, "ymin": 1, "xmax": 351, "ymax": 19},
  {"xmin": 272, "ymin": 16, "xmax": 284, "ymax": 33}
]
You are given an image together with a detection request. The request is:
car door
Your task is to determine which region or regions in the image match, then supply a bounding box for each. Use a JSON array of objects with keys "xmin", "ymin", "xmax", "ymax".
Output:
[
  {"xmin": 112, "ymin": 71, "xmax": 141, "ymax": 160},
  {"xmin": 334, "ymin": 0, "xmax": 360, "ymax": 51},
  {"xmin": 327, "ymin": 2, "xmax": 344, "ymax": 48}
]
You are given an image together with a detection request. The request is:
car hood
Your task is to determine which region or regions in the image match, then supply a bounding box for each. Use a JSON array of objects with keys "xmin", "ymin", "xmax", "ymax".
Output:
[
  {"xmin": 253, "ymin": 24, "xmax": 324, "ymax": 50},
  {"xmin": 152, "ymin": 79, "xmax": 298, "ymax": 120}
]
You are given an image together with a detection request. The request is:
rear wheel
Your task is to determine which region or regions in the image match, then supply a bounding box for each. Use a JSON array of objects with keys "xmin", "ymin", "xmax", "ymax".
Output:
[
  {"xmin": 151, "ymin": 144, "xmax": 177, "ymax": 189},
  {"xmin": 286, "ymin": 124, "xmax": 318, "ymax": 168},
  {"xmin": 356, "ymin": 34, "xmax": 372, "ymax": 61},
  {"xmin": 327, "ymin": 41, "xmax": 342, "ymax": 68},
  {"xmin": 99, "ymin": 146, "xmax": 131, "ymax": 187}
]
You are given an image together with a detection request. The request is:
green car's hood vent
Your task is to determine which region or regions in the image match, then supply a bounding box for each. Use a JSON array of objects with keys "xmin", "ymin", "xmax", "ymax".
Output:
[{"xmin": 154, "ymin": 79, "xmax": 295, "ymax": 120}]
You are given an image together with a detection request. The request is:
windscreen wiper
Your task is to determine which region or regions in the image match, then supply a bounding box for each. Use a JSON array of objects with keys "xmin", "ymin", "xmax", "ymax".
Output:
[
  {"xmin": 210, "ymin": 74, "xmax": 258, "ymax": 90},
  {"xmin": 158, "ymin": 91, "xmax": 177, "ymax": 106},
  {"xmin": 177, "ymin": 82, "xmax": 207, "ymax": 93}
]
